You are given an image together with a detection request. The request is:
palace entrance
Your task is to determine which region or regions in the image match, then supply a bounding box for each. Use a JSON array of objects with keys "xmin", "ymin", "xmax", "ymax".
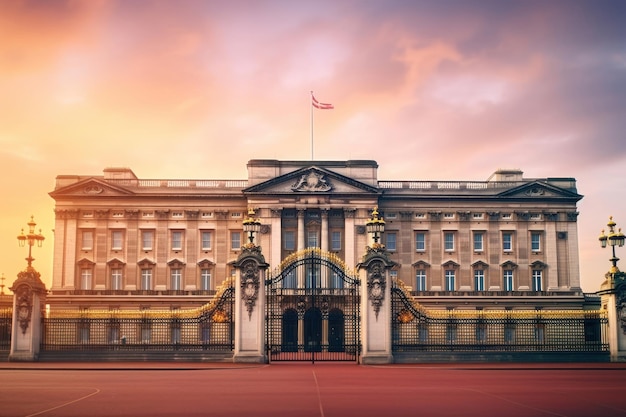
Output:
[{"xmin": 265, "ymin": 249, "xmax": 361, "ymax": 362}]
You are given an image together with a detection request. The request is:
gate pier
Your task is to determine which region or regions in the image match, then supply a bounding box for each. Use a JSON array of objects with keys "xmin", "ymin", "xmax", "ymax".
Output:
[
  {"xmin": 232, "ymin": 244, "xmax": 268, "ymax": 363},
  {"xmin": 357, "ymin": 245, "xmax": 396, "ymax": 364}
]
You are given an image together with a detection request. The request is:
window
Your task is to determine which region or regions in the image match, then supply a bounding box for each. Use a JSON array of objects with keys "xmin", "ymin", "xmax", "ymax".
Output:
[
  {"xmin": 231, "ymin": 231, "xmax": 241, "ymax": 250},
  {"xmin": 201, "ymin": 212, "xmax": 213, "ymax": 218},
  {"xmin": 80, "ymin": 269, "xmax": 92, "ymax": 290},
  {"xmin": 532, "ymin": 270, "xmax": 543, "ymax": 291},
  {"xmin": 200, "ymin": 269, "xmax": 212, "ymax": 291},
  {"xmin": 473, "ymin": 232, "xmax": 484, "ymax": 252},
  {"xmin": 475, "ymin": 323, "xmax": 487, "ymax": 342},
  {"xmin": 390, "ymin": 270, "xmax": 398, "ymax": 282},
  {"xmin": 111, "ymin": 268, "xmax": 122, "ymax": 290},
  {"xmin": 415, "ymin": 232, "xmax": 426, "ymax": 252},
  {"xmin": 79, "ymin": 320, "xmax": 90, "ymax": 343},
  {"xmin": 141, "ymin": 269, "xmax": 152, "ymax": 290},
  {"xmin": 142, "ymin": 211, "xmax": 154, "ymax": 218},
  {"xmin": 444, "ymin": 213, "xmax": 454, "ymax": 219},
  {"xmin": 446, "ymin": 324, "xmax": 457, "ymax": 343},
  {"xmin": 502, "ymin": 232, "xmax": 513, "ymax": 252},
  {"xmin": 307, "ymin": 231, "xmax": 319, "ymax": 248},
  {"xmin": 283, "ymin": 269, "xmax": 296, "ymax": 289},
  {"xmin": 534, "ymin": 323, "xmax": 545, "ymax": 343},
  {"xmin": 171, "ymin": 231, "xmax": 183, "ymax": 251},
  {"xmin": 111, "ymin": 230, "xmax": 123, "ymax": 250},
  {"xmin": 171, "ymin": 323, "xmax": 181, "ymax": 344},
  {"xmin": 504, "ymin": 323, "xmax": 516, "ymax": 343},
  {"xmin": 444, "ymin": 232, "xmax": 455, "ymax": 251},
  {"xmin": 170, "ymin": 269, "xmax": 182, "ymax": 291},
  {"xmin": 172, "ymin": 211, "xmax": 183, "ymax": 219},
  {"xmin": 108, "ymin": 324, "xmax": 120, "ymax": 344},
  {"xmin": 284, "ymin": 231, "xmax": 296, "ymax": 251},
  {"xmin": 141, "ymin": 320, "xmax": 151, "ymax": 343},
  {"xmin": 386, "ymin": 232, "xmax": 397, "ymax": 251},
  {"xmin": 305, "ymin": 265, "xmax": 321, "ymax": 288},
  {"xmin": 531, "ymin": 232, "xmax": 541, "ymax": 252},
  {"xmin": 142, "ymin": 230, "xmax": 154, "ymax": 251},
  {"xmin": 330, "ymin": 271, "xmax": 344, "ymax": 289},
  {"xmin": 473, "ymin": 213, "xmax": 484, "ymax": 220},
  {"xmin": 81, "ymin": 231, "xmax": 93, "ymax": 250},
  {"xmin": 474, "ymin": 270, "xmax": 485, "ymax": 291},
  {"xmin": 201, "ymin": 231, "xmax": 212, "ymax": 251},
  {"xmin": 415, "ymin": 270, "xmax": 427, "ymax": 291},
  {"xmin": 502, "ymin": 213, "xmax": 512, "ymax": 220},
  {"xmin": 445, "ymin": 270, "xmax": 455, "ymax": 291},
  {"xmin": 503, "ymin": 270, "xmax": 514, "ymax": 291},
  {"xmin": 112, "ymin": 211, "xmax": 124, "ymax": 218},
  {"xmin": 419, "ymin": 324, "xmax": 429, "ymax": 342},
  {"xmin": 331, "ymin": 231, "xmax": 342, "ymax": 251}
]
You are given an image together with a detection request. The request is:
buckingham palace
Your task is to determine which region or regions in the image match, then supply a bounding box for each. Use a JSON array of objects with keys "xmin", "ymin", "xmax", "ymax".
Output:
[{"xmin": 46, "ymin": 159, "xmax": 589, "ymax": 313}]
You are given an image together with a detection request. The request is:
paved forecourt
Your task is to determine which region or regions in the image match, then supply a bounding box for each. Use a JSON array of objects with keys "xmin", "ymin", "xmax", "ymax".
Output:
[{"xmin": 1, "ymin": 362, "xmax": 626, "ymax": 417}]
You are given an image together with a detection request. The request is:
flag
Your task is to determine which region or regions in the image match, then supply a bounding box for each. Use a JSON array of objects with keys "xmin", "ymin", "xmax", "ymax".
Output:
[{"xmin": 311, "ymin": 92, "xmax": 334, "ymax": 109}]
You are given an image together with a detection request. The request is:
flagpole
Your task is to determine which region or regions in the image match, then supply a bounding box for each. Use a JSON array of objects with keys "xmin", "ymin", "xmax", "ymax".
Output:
[{"xmin": 310, "ymin": 91, "xmax": 314, "ymax": 160}]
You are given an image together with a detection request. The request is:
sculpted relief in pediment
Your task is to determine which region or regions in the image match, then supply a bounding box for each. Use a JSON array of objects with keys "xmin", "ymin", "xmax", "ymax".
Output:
[{"xmin": 291, "ymin": 171, "xmax": 332, "ymax": 192}]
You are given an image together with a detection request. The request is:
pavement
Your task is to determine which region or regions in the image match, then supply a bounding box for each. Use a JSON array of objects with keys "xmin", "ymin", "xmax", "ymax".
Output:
[{"xmin": 2, "ymin": 361, "xmax": 626, "ymax": 417}]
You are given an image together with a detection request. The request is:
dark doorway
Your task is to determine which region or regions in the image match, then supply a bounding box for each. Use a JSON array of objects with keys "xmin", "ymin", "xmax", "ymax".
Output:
[{"xmin": 304, "ymin": 308, "xmax": 322, "ymax": 352}]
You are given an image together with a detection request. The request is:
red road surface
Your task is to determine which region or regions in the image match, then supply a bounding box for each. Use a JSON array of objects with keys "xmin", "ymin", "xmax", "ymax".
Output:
[{"xmin": 1, "ymin": 363, "xmax": 626, "ymax": 417}]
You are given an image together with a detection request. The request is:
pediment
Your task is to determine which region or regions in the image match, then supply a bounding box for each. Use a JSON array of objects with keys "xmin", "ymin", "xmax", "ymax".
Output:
[
  {"xmin": 497, "ymin": 181, "xmax": 581, "ymax": 200},
  {"xmin": 243, "ymin": 166, "xmax": 380, "ymax": 195},
  {"xmin": 50, "ymin": 178, "xmax": 134, "ymax": 199},
  {"xmin": 471, "ymin": 260, "xmax": 489, "ymax": 269}
]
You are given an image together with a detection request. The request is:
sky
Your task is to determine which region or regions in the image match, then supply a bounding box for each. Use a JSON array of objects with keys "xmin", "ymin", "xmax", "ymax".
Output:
[{"xmin": 1, "ymin": 0, "xmax": 625, "ymax": 294}]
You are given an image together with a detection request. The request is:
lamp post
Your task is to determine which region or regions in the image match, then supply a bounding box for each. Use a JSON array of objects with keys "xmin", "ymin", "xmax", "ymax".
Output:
[
  {"xmin": 366, "ymin": 206, "xmax": 385, "ymax": 249},
  {"xmin": 242, "ymin": 208, "xmax": 262, "ymax": 246},
  {"xmin": 599, "ymin": 216, "xmax": 626, "ymax": 277},
  {"xmin": 17, "ymin": 216, "xmax": 45, "ymax": 270}
]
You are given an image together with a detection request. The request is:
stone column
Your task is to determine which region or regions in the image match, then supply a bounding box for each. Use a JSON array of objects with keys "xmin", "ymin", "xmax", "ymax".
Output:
[
  {"xmin": 357, "ymin": 247, "xmax": 396, "ymax": 364},
  {"xmin": 9, "ymin": 267, "xmax": 47, "ymax": 362},
  {"xmin": 232, "ymin": 245, "xmax": 268, "ymax": 363},
  {"xmin": 297, "ymin": 209, "xmax": 305, "ymax": 287}
]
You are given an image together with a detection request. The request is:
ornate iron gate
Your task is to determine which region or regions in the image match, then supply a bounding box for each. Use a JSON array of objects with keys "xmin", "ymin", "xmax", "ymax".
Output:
[{"xmin": 266, "ymin": 249, "xmax": 360, "ymax": 362}]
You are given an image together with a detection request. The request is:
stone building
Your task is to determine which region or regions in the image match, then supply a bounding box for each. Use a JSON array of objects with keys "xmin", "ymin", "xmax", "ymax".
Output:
[{"xmin": 47, "ymin": 159, "xmax": 588, "ymax": 312}]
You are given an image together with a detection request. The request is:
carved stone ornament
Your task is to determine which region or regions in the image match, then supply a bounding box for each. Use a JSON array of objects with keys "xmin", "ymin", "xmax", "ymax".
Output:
[
  {"xmin": 241, "ymin": 260, "xmax": 260, "ymax": 320},
  {"xmin": 15, "ymin": 284, "xmax": 33, "ymax": 335},
  {"xmin": 617, "ymin": 288, "xmax": 626, "ymax": 335},
  {"xmin": 525, "ymin": 187, "xmax": 545, "ymax": 196},
  {"xmin": 297, "ymin": 297, "xmax": 307, "ymax": 318},
  {"xmin": 291, "ymin": 171, "xmax": 332, "ymax": 192},
  {"xmin": 84, "ymin": 185, "xmax": 104, "ymax": 194},
  {"xmin": 367, "ymin": 261, "xmax": 386, "ymax": 320}
]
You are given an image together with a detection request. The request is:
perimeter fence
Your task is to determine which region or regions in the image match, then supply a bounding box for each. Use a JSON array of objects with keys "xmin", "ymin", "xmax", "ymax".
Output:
[{"xmin": 391, "ymin": 282, "xmax": 609, "ymax": 355}]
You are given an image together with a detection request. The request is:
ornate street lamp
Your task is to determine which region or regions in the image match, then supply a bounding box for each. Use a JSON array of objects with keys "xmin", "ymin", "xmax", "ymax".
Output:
[
  {"xmin": 366, "ymin": 206, "xmax": 385, "ymax": 248},
  {"xmin": 242, "ymin": 208, "xmax": 262, "ymax": 246},
  {"xmin": 17, "ymin": 215, "xmax": 45, "ymax": 269},
  {"xmin": 599, "ymin": 216, "xmax": 626, "ymax": 276}
]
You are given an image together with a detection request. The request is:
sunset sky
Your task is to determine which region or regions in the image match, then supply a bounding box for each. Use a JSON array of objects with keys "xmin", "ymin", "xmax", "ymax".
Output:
[{"xmin": 1, "ymin": 0, "xmax": 625, "ymax": 293}]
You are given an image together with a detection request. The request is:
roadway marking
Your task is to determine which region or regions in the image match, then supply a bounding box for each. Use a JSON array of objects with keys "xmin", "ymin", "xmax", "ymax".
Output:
[
  {"xmin": 312, "ymin": 370, "xmax": 325, "ymax": 417},
  {"xmin": 24, "ymin": 388, "xmax": 100, "ymax": 417}
]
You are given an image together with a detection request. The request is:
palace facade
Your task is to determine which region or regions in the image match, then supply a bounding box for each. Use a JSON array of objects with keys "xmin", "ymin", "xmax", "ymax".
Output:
[{"xmin": 48, "ymin": 159, "xmax": 589, "ymax": 312}]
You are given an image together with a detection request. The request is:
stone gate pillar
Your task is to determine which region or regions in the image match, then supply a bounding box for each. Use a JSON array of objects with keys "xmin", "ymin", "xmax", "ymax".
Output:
[
  {"xmin": 600, "ymin": 272, "xmax": 626, "ymax": 361},
  {"xmin": 232, "ymin": 245, "xmax": 269, "ymax": 363},
  {"xmin": 357, "ymin": 246, "xmax": 396, "ymax": 364},
  {"xmin": 9, "ymin": 267, "xmax": 47, "ymax": 362}
]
